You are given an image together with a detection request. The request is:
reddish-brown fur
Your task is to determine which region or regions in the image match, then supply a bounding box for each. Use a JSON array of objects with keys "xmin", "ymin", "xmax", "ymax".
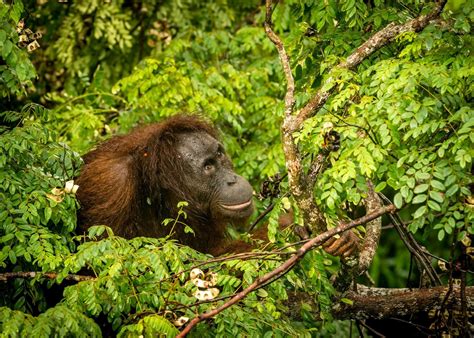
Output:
[{"xmin": 76, "ymin": 115, "xmax": 240, "ymax": 255}]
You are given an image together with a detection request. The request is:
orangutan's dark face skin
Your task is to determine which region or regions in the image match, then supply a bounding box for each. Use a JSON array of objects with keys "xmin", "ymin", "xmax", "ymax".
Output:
[{"xmin": 176, "ymin": 132, "xmax": 254, "ymax": 220}]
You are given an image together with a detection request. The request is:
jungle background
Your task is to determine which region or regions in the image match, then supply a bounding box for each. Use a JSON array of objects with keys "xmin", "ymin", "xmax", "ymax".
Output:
[{"xmin": 0, "ymin": 0, "xmax": 472, "ymax": 336}]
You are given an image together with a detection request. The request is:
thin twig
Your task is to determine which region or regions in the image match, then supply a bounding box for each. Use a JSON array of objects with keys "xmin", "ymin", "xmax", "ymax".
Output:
[
  {"xmin": 358, "ymin": 320, "xmax": 385, "ymax": 337},
  {"xmin": 389, "ymin": 212, "xmax": 441, "ymax": 286},
  {"xmin": 377, "ymin": 193, "xmax": 441, "ymax": 286}
]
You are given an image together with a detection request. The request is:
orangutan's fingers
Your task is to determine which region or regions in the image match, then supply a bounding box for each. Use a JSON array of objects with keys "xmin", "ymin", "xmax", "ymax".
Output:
[
  {"xmin": 336, "ymin": 239, "xmax": 357, "ymax": 257},
  {"xmin": 323, "ymin": 233, "xmax": 350, "ymax": 254},
  {"xmin": 323, "ymin": 231, "xmax": 360, "ymax": 257},
  {"xmin": 323, "ymin": 238, "xmax": 343, "ymax": 254},
  {"xmin": 323, "ymin": 236, "xmax": 337, "ymax": 248},
  {"xmin": 342, "ymin": 232, "xmax": 360, "ymax": 257},
  {"xmin": 323, "ymin": 244, "xmax": 337, "ymax": 255}
]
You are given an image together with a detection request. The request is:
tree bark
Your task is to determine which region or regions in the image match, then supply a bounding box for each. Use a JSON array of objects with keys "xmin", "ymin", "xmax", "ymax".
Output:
[{"xmin": 333, "ymin": 285, "xmax": 474, "ymax": 320}]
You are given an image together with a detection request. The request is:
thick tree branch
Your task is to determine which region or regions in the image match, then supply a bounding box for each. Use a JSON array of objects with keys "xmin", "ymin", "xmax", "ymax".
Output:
[
  {"xmin": 333, "ymin": 285, "xmax": 474, "ymax": 320},
  {"xmin": 307, "ymin": 153, "xmax": 326, "ymax": 187},
  {"xmin": 264, "ymin": 0, "xmax": 299, "ymax": 192},
  {"xmin": 333, "ymin": 181, "xmax": 384, "ymax": 291},
  {"xmin": 177, "ymin": 205, "xmax": 395, "ymax": 336},
  {"xmin": 264, "ymin": 0, "xmax": 326, "ymax": 234},
  {"xmin": 358, "ymin": 181, "xmax": 383, "ymax": 274}
]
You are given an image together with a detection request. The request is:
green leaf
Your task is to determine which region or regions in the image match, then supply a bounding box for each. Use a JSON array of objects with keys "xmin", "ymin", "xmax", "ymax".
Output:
[
  {"xmin": 401, "ymin": 186, "xmax": 409, "ymax": 198},
  {"xmin": 340, "ymin": 298, "xmax": 354, "ymax": 305},
  {"xmin": 375, "ymin": 182, "xmax": 387, "ymax": 192},
  {"xmin": 412, "ymin": 194, "xmax": 427, "ymax": 204},
  {"xmin": 0, "ymin": 30, "xmax": 6, "ymax": 44},
  {"xmin": 437, "ymin": 229, "xmax": 445, "ymax": 241},
  {"xmin": 295, "ymin": 64, "xmax": 302, "ymax": 80},
  {"xmin": 9, "ymin": 249, "xmax": 17, "ymax": 264},
  {"xmin": 429, "ymin": 191, "xmax": 444, "ymax": 203},
  {"xmin": 406, "ymin": 177, "xmax": 415, "ymax": 189},
  {"xmin": 7, "ymin": 50, "xmax": 18, "ymax": 66},
  {"xmin": 445, "ymin": 175, "xmax": 457, "ymax": 187},
  {"xmin": 437, "ymin": 147, "xmax": 445, "ymax": 158},
  {"xmin": 88, "ymin": 225, "xmax": 106, "ymax": 237},
  {"xmin": 414, "ymin": 184, "xmax": 429, "ymax": 194},
  {"xmin": 413, "ymin": 205, "xmax": 427, "ymax": 219},
  {"xmin": 1, "ymin": 233, "xmax": 15, "ymax": 243},
  {"xmin": 10, "ymin": 1, "xmax": 24, "ymax": 22},
  {"xmin": 427, "ymin": 200, "xmax": 441, "ymax": 211},
  {"xmin": 2, "ymin": 40, "xmax": 13, "ymax": 59},
  {"xmin": 444, "ymin": 224, "xmax": 453, "ymax": 234},
  {"xmin": 281, "ymin": 197, "xmax": 291, "ymax": 210},
  {"xmin": 415, "ymin": 172, "xmax": 430, "ymax": 180},
  {"xmin": 44, "ymin": 207, "xmax": 52, "ymax": 223},
  {"xmin": 445, "ymin": 185, "xmax": 459, "ymax": 197},
  {"xmin": 430, "ymin": 180, "xmax": 445, "ymax": 191},
  {"xmin": 177, "ymin": 201, "xmax": 188, "ymax": 208},
  {"xmin": 394, "ymin": 192, "xmax": 403, "ymax": 209},
  {"xmin": 184, "ymin": 225, "xmax": 194, "ymax": 234}
]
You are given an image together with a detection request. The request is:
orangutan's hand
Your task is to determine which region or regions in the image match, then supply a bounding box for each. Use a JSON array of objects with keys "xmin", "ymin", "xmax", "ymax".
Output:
[{"xmin": 323, "ymin": 230, "xmax": 360, "ymax": 258}]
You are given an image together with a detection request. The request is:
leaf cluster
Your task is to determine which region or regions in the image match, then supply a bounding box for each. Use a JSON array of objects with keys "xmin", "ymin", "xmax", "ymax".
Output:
[
  {"xmin": 0, "ymin": 118, "xmax": 81, "ymax": 272},
  {"xmin": 0, "ymin": 1, "xmax": 36, "ymax": 98}
]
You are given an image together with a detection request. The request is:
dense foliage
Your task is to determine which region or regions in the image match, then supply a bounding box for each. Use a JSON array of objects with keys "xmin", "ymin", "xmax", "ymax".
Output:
[{"xmin": 1, "ymin": 0, "xmax": 472, "ymax": 336}]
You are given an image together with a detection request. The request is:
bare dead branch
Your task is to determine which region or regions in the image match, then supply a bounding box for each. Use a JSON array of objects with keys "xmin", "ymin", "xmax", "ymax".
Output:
[{"xmin": 177, "ymin": 205, "xmax": 395, "ymax": 336}]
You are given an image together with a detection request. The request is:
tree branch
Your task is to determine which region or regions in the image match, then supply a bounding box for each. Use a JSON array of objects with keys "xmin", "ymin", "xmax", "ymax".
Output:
[
  {"xmin": 0, "ymin": 271, "xmax": 94, "ymax": 282},
  {"xmin": 177, "ymin": 205, "xmax": 395, "ymax": 336},
  {"xmin": 333, "ymin": 285, "xmax": 474, "ymax": 320},
  {"xmin": 357, "ymin": 181, "xmax": 383, "ymax": 274},
  {"xmin": 264, "ymin": 0, "xmax": 326, "ymax": 235},
  {"xmin": 307, "ymin": 153, "xmax": 326, "ymax": 187},
  {"xmin": 333, "ymin": 181, "xmax": 384, "ymax": 291}
]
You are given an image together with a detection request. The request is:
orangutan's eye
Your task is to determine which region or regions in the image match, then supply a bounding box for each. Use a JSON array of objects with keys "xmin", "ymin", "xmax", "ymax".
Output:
[{"xmin": 203, "ymin": 159, "xmax": 215, "ymax": 172}]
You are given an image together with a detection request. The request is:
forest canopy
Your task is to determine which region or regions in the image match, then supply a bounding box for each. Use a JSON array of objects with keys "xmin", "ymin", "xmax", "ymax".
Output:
[{"xmin": 0, "ymin": 0, "xmax": 473, "ymax": 336}]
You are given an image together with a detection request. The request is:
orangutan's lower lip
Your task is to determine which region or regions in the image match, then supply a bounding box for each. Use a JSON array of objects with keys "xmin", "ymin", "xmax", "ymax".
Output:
[{"xmin": 220, "ymin": 200, "xmax": 252, "ymax": 211}]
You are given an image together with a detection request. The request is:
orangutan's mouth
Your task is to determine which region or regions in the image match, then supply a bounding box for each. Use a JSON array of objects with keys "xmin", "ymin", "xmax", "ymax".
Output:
[{"xmin": 220, "ymin": 200, "xmax": 252, "ymax": 211}]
